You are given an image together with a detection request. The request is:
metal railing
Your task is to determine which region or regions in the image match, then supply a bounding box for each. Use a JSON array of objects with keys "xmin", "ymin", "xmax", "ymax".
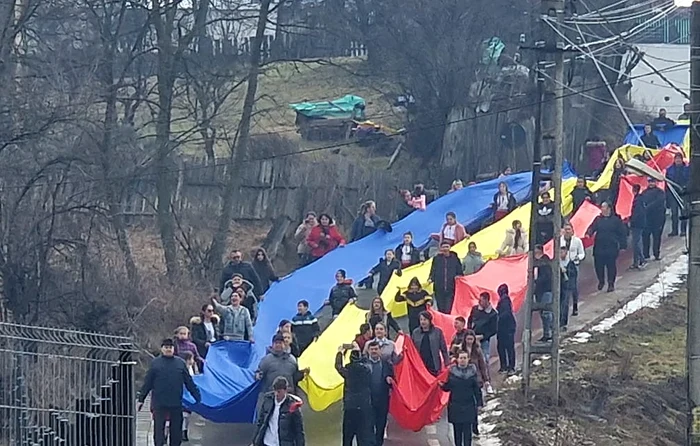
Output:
[{"xmin": 0, "ymin": 323, "xmax": 139, "ymax": 446}]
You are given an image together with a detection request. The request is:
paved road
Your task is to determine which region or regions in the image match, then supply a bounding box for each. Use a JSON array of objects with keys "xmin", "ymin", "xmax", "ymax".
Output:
[{"xmin": 143, "ymin": 236, "xmax": 686, "ymax": 446}]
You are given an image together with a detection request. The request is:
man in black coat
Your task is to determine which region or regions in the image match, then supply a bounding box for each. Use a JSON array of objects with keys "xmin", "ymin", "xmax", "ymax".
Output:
[
  {"xmin": 533, "ymin": 245, "xmax": 553, "ymax": 342},
  {"xmin": 252, "ymin": 376, "xmax": 306, "ymax": 446},
  {"xmin": 586, "ymin": 202, "xmax": 628, "ymax": 292},
  {"xmin": 641, "ymin": 178, "xmax": 666, "ymax": 261},
  {"xmin": 219, "ymin": 250, "xmax": 263, "ymax": 297},
  {"xmin": 665, "ymin": 153, "xmax": 689, "ymax": 236},
  {"xmin": 335, "ymin": 344, "xmax": 373, "ymax": 446},
  {"xmin": 366, "ymin": 340, "xmax": 395, "ymax": 446},
  {"xmin": 428, "ymin": 242, "xmax": 464, "ymax": 314},
  {"xmin": 629, "ymin": 184, "xmax": 647, "ymax": 269},
  {"xmin": 640, "ymin": 124, "xmax": 661, "ymax": 149},
  {"xmin": 138, "ymin": 339, "xmax": 201, "ymax": 446}
]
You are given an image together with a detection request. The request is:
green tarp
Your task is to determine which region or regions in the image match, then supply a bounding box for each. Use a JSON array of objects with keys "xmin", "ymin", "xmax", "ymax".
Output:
[{"xmin": 289, "ymin": 94, "xmax": 366, "ymax": 119}]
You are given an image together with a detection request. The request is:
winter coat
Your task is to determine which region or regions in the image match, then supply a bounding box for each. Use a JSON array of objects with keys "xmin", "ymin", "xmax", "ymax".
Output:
[
  {"xmin": 630, "ymin": 194, "xmax": 647, "ymax": 229},
  {"xmin": 252, "ymin": 392, "xmax": 305, "ymax": 446},
  {"xmin": 462, "ymin": 251, "xmax": 485, "ymax": 275},
  {"xmin": 534, "ymin": 254, "xmax": 553, "ymax": 296},
  {"xmin": 291, "ymin": 312, "xmax": 320, "ymax": 353},
  {"xmin": 294, "ymin": 222, "xmax": 316, "ymax": 255},
  {"xmin": 335, "ymin": 352, "xmax": 372, "ymax": 410},
  {"xmin": 190, "ymin": 315, "xmax": 221, "ymax": 358},
  {"xmin": 641, "ymin": 133, "xmax": 661, "ymax": 148},
  {"xmin": 328, "ymin": 280, "xmax": 358, "ymax": 316},
  {"xmin": 666, "ymin": 163, "xmax": 690, "ymax": 189},
  {"xmin": 138, "ymin": 355, "xmax": 201, "ymax": 409},
  {"xmin": 395, "ymin": 243, "xmax": 421, "ymax": 267},
  {"xmin": 438, "ymin": 222, "xmax": 468, "ymax": 245},
  {"xmin": 411, "ymin": 326, "xmax": 449, "ymax": 373},
  {"xmin": 369, "ymin": 258, "xmax": 402, "ymax": 294},
  {"xmin": 429, "ymin": 252, "xmax": 463, "ymax": 294},
  {"xmin": 498, "ymin": 228, "xmax": 528, "ymax": 256},
  {"xmin": 536, "ymin": 202, "xmax": 555, "ymax": 236},
  {"xmin": 571, "ymin": 186, "xmax": 594, "ymax": 212},
  {"xmin": 257, "ymin": 350, "xmax": 303, "ymax": 393},
  {"xmin": 173, "ymin": 338, "xmax": 204, "ymax": 369},
  {"xmin": 212, "ymin": 301, "xmax": 253, "ymax": 341},
  {"xmin": 252, "ymin": 255, "xmax": 279, "ymax": 295},
  {"xmin": 467, "ymin": 305, "xmax": 498, "ymax": 341},
  {"xmin": 351, "ymin": 214, "xmax": 381, "ymax": 242},
  {"xmin": 220, "ymin": 278, "xmax": 258, "ymax": 322},
  {"xmin": 587, "ymin": 214, "xmax": 628, "ymax": 257},
  {"xmin": 496, "ymin": 285, "xmax": 516, "ymax": 336},
  {"xmin": 440, "ymin": 364, "xmax": 483, "ymax": 425},
  {"xmin": 641, "ymin": 186, "xmax": 666, "ymax": 228},
  {"xmin": 366, "ymin": 311, "xmax": 402, "ymax": 336},
  {"xmin": 219, "ymin": 261, "xmax": 262, "ymax": 297},
  {"xmin": 366, "ymin": 357, "xmax": 394, "ymax": 408},
  {"xmin": 307, "ymin": 224, "xmax": 345, "ymax": 258},
  {"xmin": 395, "ymin": 289, "xmax": 432, "ymax": 333},
  {"xmin": 492, "ymin": 191, "xmax": 516, "ymax": 212}
]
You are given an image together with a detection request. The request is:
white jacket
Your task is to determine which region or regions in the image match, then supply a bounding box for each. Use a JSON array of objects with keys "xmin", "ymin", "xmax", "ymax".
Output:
[{"xmin": 561, "ymin": 235, "xmax": 585, "ymax": 264}]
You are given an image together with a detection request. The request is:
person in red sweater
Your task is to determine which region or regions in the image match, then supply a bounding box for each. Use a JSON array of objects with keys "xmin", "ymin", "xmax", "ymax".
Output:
[{"xmin": 306, "ymin": 213, "xmax": 345, "ymax": 261}]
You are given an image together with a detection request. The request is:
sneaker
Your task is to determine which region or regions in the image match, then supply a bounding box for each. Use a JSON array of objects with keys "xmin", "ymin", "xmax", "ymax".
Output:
[
  {"xmin": 628, "ymin": 265, "xmax": 639, "ymax": 271},
  {"xmin": 654, "ymin": 256, "xmax": 661, "ymax": 261},
  {"xmin": 498, "ymin": 368, "xmax": 507, "ymax": 374},
  {"xmin": 681, "ymin": 232, "xmax": 687, "ymax": 237},
  {"xmin": 571, "ymin": 309, "xmax": 579, "ymax": 317},
  {"xmin": 507, "ymin": 369, "xmax": 516, "ymax": 376},
  {"xmin": 597, "ymin": 282, "xmax": 604, "ymax": 291},
  {"xmin": 639, "ymin": 262, "xmax": 648, "ymax": 269},
  {"xmin": 607, "ymin": 284, "xmax": 615, "ymax": 293},
  {"xmin": 486, "ymin": 383, "xmax": 495, "ymax": 394},
  {"xmin": 669, "ymin": 232, "xmax": 678, "ymax": 237}
]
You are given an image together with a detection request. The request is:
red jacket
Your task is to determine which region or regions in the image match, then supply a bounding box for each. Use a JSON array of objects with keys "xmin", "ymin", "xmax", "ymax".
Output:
[{"xmin": 306, "ymin": 224, "xmax": 345, "ymax": 258}]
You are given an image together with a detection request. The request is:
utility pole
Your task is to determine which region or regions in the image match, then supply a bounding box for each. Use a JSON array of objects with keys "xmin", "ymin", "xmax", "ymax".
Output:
[
  {"xmin": 521, "ymin": 0, "xmax": 565, "ymax": 404},
  {"xmin": 687, "ymin": 2, "xmax": 700, "ymax": 445}
]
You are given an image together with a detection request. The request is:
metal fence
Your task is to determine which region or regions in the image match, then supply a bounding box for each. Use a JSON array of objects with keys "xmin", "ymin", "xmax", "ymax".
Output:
[{"xmin": 0, "ymin": 323, "xmax": 139, "ymax": 446}]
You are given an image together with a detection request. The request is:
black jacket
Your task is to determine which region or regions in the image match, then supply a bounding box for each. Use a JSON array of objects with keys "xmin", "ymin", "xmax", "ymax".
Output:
[
  {"xmin": 429, "ymin": 252, "xmax": 463, "ymax": 294},
  {"xmin": 138, "ymin": 355, "xmax": 201, "ymax": 409},
  {"xmin": 468, "ymin": 306, "xmax": 498, "ymax": 341},
  {"xmin": 492, "ymin": 191, "xmax": 516, "ymax": 212},
  {"xmin": 395, "ymin": 289, "xmax": 432, "ymax": 332},
  {"xmin": 252, "ymin": 392, "xmax": 305, "ymax": 446},
  {"xmin": 190, "ymin": 315, "xmax": 221, "ymax": 358},
  {"xmin": 328, "ymin": 281, "xmax": 358, "ymax": 316},
  {"xmin": 587, "ymin": 214, "xmax": 628, "ymax": 257},
  {"xmin": 367, "ymin": 311, "xmax": 402, "ymax": 336},
  {"xmin": 571, "ymin": 186, "xmax": 594, "ymax": 212},
  {"xmin": 395, "ymin": 243, "xmax": 421, "ymax": 267},
  {"xmin": 396, "ymin": 200, "xmax": 415, "ymax": 221},
  {"xmin": 630, "ymin": 194, "xmax": 647, "ymax": 229},
  {"xmin": 367, "ymin": 357, "xmax": 394, "ymax": 408},
  {"xmin": 335, "ymin": 352, "xmax": 372, "ymax": 410},
  {"xmin": 496, "ymin": 295, "xmax": 516, "ymax": 335},
  {"xmin": 534, "ymin": 255, "xmax": 553, "ymax": 296},
  {"xmin": 641, "ymin": 186, "xmax": 666, "ymax": 227},
  {"xmin": 640, "ymin": 133, "xmax": 661, "ymax": 149},
  {"xmin": 291, "ymin": 312, "xmax": 321, "ymax": 353},
  {"xmin": 440, "ymin": 364, "xmax": 483, "ymax": 424},
  {"xmin": 220, "ymin": 261, "xmax": 262, "ymax": 296},
  {"xmin": 369, "ymin": 258, "xmax": 402, "ymax": 294},
  {"xmin": 252, "ymin": 259, "xmax": 279, "ymax": 295}
]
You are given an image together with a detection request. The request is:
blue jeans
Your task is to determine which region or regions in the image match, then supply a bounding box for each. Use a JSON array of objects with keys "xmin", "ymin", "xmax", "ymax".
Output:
[
  {"xmin": 480, "ymin": 339, "xmax": 491, "ymax": 363},
  {"xmin": 560, "ymin": 284, "xmax": 570, "ymax": 328},
  {"xmin": 536, "ymin": 291, "xmax": 553, "ymax": 339},
  {"xmin": 631, "ymin": 227, "xmax": 644, "ymax": 267}
]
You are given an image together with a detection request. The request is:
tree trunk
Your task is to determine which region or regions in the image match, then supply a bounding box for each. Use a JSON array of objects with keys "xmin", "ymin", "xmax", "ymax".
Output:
[{"xmin": 207, "ymin": 0, "xmax": 272, "ymax": 275}]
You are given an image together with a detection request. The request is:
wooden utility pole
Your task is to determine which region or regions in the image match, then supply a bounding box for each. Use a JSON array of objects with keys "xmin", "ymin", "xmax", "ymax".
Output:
[
  {"xmin": 521, "ymin": 0, "xmax": 564, "ymax": 404},
  {"xmin": 687, "ymin": 2, "xmax": 700, "ymax": 444}
]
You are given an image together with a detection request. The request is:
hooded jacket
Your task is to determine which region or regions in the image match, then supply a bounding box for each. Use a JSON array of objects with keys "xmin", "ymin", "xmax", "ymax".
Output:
[
  {"xmin": 369, "ymin": 257, "xmax": 402, "ymax": 294},
  {"xmin": 440, "ymin": 363, "xmax": 483, "ymax": 424},
  {"xmin": 429, "ymin": 252, "xmax": 463, "ymax": 294},
  {"xmin": 462, "ymin": 251, "xmax": 485, "ymax": 275},
  {"xmin": 221, "ymin": 278, "xmax": 258, "ymax": 321},
  {"xmin": 395, "ymin": 289, "xmax": 432, "ymax": 332},
  {"xmin": 307, "ymin": 224, "xmax": 345, "ymax": 258},
  {"xmin": 291, "ymin": 312, "xmax": 321, "ymax": 353},
  {"xmin": 190, "ymin": 315, "xmax": 221, "ymax": 358},
  {"xmin": 219, "ymin": 260, "xmax": 262, "ymax": 297},
  {"xmin": 335, "ymin": 352, "xmax": 372, "ymax": 410},
  {"xmin": 252, "ymin": 248, "xmax": 279, "ymax": 295},
  {"xmin": 496, "ymin": 284, "xmax": 516, "ymax": 335},
  {"xmin": 394, "ymin": 242, "xmax": 421, "ymax": 267},
  {"xmin": 252, "ymin": 392, "xmax": 305, "ymax": 446},
  {"xmin": 257, "ymin": 350, "xmax": 303, "ymax": 393},
  {"xmin": 328, "ymin": 280, "xmax": 358, "ymax": 316},
  {"xmin": 498, "ymin": 227, "xmax": 528, "ymax": 256}
]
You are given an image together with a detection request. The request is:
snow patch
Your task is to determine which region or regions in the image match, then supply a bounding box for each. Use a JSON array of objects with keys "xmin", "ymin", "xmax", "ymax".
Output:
[{"xmin": 476, "ymin": 399, "xmax": 502, "ymax": 446}]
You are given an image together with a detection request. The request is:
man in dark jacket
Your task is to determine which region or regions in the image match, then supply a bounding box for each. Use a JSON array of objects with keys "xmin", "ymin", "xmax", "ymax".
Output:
[
  {"xmin": 587, "ymin": 202, "xmax": 628, "ymax": 292},
  {"xmin": 219, "ymin": 250, "xmax": 263, "ymax": 298},
  {"xmin": 666, "ymin": 153, "xmax": 689, "ymax": 236},
  {"xmin": 428, "ymin": 242, "xmax": 463, "ymax": 314},
  {"xmin": 395, "ymin": 231, "xmax": 421, "ymax": 268},
  {"xmin": 641, "ymin": 178, "xmax": 666, "ymax": 261},
  {"xmin": 138, "ymin": 339, "xmax": 201, "ymax": 446},
  {"xmin": 324, "ymin": 269, "xmax": 358, "ymax": 319},
  {"xmin": 496, "ymin": 284, "xmax": 516, "ymax": 374},
  {"xmin": 640, "ymin": 124, "xmax": 661, "ymax": 148},
  {"xmin": 256, "ymin": 335, "xmax": 307, "ymax": 394},
  {"xmin": 533, "ymin": 244, "xmax": 553, "ymax": 342},
  {"xmin": 629, "ymin": 184, "xmax": 647, "ymax": 269},
  {"xmin": 571, "ymin": 176, "xmax": 594, "ymax": 213},
  {"xmin": 252, "ymin": 376, "xmax": 306, "ymax": 446},
  {"xmin": 335, "ymin": 344, "xmax": 373, "ymax": 446},
  {"xmin": 291, "ymin": 300, "xmax": 321, "ymax": 354},
  {"xmin": 651, "ymin": 108, "xmax": 675, "ymax": 130},
  {"xmin": 366, "ymin": 340, "xmax": 395, "ymax": 446},
  {"xmin": 467, "ymin": 292, "xmax": 498, "ymax": 362}
]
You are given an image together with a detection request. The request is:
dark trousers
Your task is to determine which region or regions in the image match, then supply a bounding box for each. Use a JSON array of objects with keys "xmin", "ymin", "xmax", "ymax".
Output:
[
  {"xmin": 594, "ymin": 253, "xmax": 617, "ymax": 286},
  {"xmin": 669, "ymin": 198, "xmax": 686, "ymax": 235},
  {"xmin": 371, "ymin": 402, "xmax": 389, "ymax": 446},
  {"xmin": 342, "ymin": 408, "xmax": 373, "ymax": 446},
  {"xmin": 569, "ymin": 264, "xmax": 579, "ymax": 310},
  {"xmin": 153, "ymin": 408, "xmax": 183, "ymax": 446},
  {"xmin": 560, "ymin": 284, "xmax": 570, "ymax": 327},
  {"xmin": 358, "ymin": 275, "xmax": 374, "ymax": 289},
  {"xmin": 434, "ymin": 289, "xmax": 455, "ymax": 314},
  {"xmin": 452, "ymin": 422, "xmax": 473, "ymax": 446},
  {"xmin": 497, "ymin": 331, "xmax": 516, "ymax": 371},
  {"xmin": 643, "ymin": 222, "xmax": 664, "ymax": 259}
]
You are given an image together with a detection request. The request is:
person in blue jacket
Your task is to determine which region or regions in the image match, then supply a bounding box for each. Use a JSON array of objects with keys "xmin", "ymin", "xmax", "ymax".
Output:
[{"xmin": 665, "ymin": 153, "xmax": 689, "ymax": 237}]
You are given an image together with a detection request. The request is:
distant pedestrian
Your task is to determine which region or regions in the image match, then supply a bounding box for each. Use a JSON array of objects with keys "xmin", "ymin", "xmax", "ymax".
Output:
[
  {"xmin": 629, "ymin": 184, "xmax": 647, "ymax": 270},
  {"xmin": 362, "ymin": 249, "xmax": 402, "ymax": 294},
  {"xmin": 335, "ymin": 344, "xmax": 373, "ymax": 446},
  {"xmin": 450, "ymin": 316, "xmax": 469, "ymax": 356},
  {"xmin": 210, "ymin": 292, "xmax": 254, "ymax": 342},
  {"xmin": 324, "ymin": 269, "xmax": 358, "ymax": 319},
  {"xmin": 462, "ymin": 242, "xmax": 485, "ymax": 276},
  {"xmin": 428, "ymin": 242, "xmax": 463, "ymax": 314},
  {"xmin": 294, "ymin": 212, "xmax": 317, "ymax": 266},
  {"xmin": 535, "ymin": 192, "xmax": 555, "ymax": 244},
  {"xmin": 571, "ymin": 176, "xmax": 594, "ymax": 213},
  {"xmin": 173, "ymin": 326, "xmax": 204, "ymax": 371},
  {"xmin": 291, "ymin": 300, "xmax": 320, "ymax": 355},
  {"xmin": 276, "ymin": 320, "xmax": 301, "ymax": 358},
  {"xmin": 492, "ymin": 181, "xmax": 516, "ymax": 221},
  {"xmin": 307, "ymin": 213, "xmax": 346, "ymax": 261},
  {"xmin": 559, "ymin": 246, "xmax": 577, "ymax": 331},
  {"xmin": 252, "ymin": 248, "xmax": 279, "ymax": 295},
  {"xmin": 190, "ymin": 303, "xmax": 220, "ymax": 358},
  {"xmin": 366, "ymin": 297, "xmax": 402, "ymax": 336},
  {"xmin": 496, "ymin": 284, "xmax": 516, "ymax": 374},
  {"xmin": 351, "ymin": 201, "xmax": 381, "ymax": 242},
  {"xmin": 138, "ymin": 339, "xmax": 201, "ymax": 446},
  {"xmin": 220, "ymin": 274, "xmax": 257, "ymax": 320},
  {"xmin": 497, "ymin": 219, "xmax": 528, "ymax": 257},
  {"xmin": 448, "ymin": 179, "xmax": 464, "ymax": 194},
  {"xmin": 256, "ymin": 334, "xmax": 307, "ymax": 394},
  {"xmin": 533, "ymin": 244, "xmax": 553, "ymax": 341},
  {"xmin": 411, "ymin": 311, "xmax": 449, "ymax": 376},
  {"xmin": 440, "ymin": 351, "xmax": 483, "ymax": 446},
  {"xmin": 354, "ymin": 323, "xmax": 374, "ymax": 352},
  {"xmin": 608, "ymin": 156, "xmax": 626, "ymax": 208},
  {"xmin": 395, "ymin": 278, "xmax": 432, "ymax": 334},
  {"xmin": 641, "ymin": 177, "xmax": 666, "ymax": 261},
  {"xmin": 640, "ymin": 123, "xmax": 661, "ymax": 148},
  {"xmin": 666, "ymin": 153, "xmax": 689, "ymax": 236},
  {"xmin": 467, "ymin": 292, "xmax": 498, "ymax": 363},
  {"xmin": 394, "ymin": 232, "xmax": 421, "ymax": 268},
  {"xmin": 561, "ymin": 222, "xmax": 585, "ymax": 315},
  {"xmin": 219, "ymin": 250, "xmax": 262, "ymax": 298},
  {"xmin": 362, "ymin": 322, "xmax": 398, "ymax": 363},
  {"xmin": 439, "ymin": 212, "xmax": 468, "ymax": 247},
  {"xmin": 252, "ymin": 376, "xmax": 306, "ymax": 446},
  {"xmin": 366, "ymin": 340, "xmax": 395, "ymax": 446},
  {"xmin": 587, "ymin": 202, "xmax": 627, "ymax": 292}
]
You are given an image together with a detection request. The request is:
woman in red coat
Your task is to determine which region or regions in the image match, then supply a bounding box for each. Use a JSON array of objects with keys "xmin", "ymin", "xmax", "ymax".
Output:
[{"xmin": 306, "ymin": 213, "xmax": 346, "ymax": 261}]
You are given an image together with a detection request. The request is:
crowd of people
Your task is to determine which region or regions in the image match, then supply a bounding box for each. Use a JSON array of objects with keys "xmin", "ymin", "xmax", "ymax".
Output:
[{"xmin": 137, "ymin": 137, "xmax": 690, "ymax": 446}]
